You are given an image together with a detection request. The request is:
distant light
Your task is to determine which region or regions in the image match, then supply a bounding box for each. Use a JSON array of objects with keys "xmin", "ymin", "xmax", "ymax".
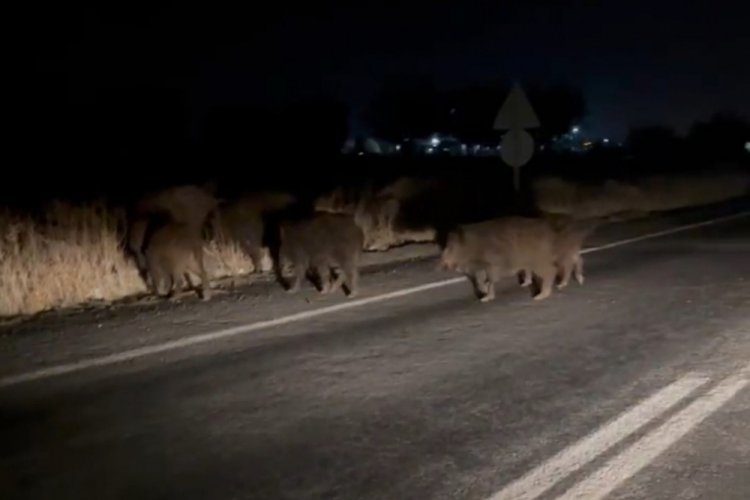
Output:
[
  {"xmin": 395, "ymin": 145, "xmax": 401, "ymax": 151},
  {"xmin": 603, "ymin": 138, "xmax": 610, "ymax": 144},
  {"xmin": 426, "ymin": 147, "xmax": 434, "ymax": 153},
  {"xmin": 571, "ymin": 126, "xmax": 580, "ymax": 134},
  {"xmin": 745, "ymin": 142, "xmax": 750, "ymax": 153},
  {"xmin": 430, "ymin": 136, "xmax": 440, "ymax": 147}
]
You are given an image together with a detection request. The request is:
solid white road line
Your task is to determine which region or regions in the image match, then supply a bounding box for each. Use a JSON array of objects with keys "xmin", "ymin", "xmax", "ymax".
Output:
[
  {"xmin": 555, "ymin": 374, "xmax": 749, "ymax": 500},
  {"xmin": 0, "ymin": 277, "xmax": 465, "ymax": 388},
  {"xmin": 580, "ymin": 210, "xmax": 750, "ymax": 255},
  {"xmin": 486, "ymin": 375, "xmax": 708, "ymax": 500},
  {"xmin": 1, "ymin": 210, "xmax": 748, "ymax": 388}
]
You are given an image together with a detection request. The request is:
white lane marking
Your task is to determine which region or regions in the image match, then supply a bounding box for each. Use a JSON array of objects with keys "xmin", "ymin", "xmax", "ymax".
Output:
[
  {"xmin": 1, "ymin": 210, "xmax": 748, "ymax": 388},
  {"xmin": 0, "ymin": 278, "xmax": 466, "ymax": 388},
  {"xmin": 580, "ymin": 210, "xmax": 750, "ymax": 255},
  {"xmin": 555, "ymin": 374, "xmax": 749, "ymax": 500},
  {"xmin": 487, "ymin": 375, "xmax": 708, "ymax": 500}
]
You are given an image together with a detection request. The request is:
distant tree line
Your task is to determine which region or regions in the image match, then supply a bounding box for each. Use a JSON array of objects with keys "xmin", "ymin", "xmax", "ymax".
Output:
[
  {"xmin": 626, "ymin": 113, "xmax": 749, "ymax": 162},
  {"xmin": 10, "ymin": 72, "xmax": 748, "ymax": 206},
  {"xmin": 366, "ymin": 76, "xmax": 586, "ymax": 146}
]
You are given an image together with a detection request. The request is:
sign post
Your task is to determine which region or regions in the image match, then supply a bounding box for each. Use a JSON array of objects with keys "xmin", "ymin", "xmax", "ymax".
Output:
[{"xmin": 494, "ymin": 83, "xmax": 540, "ymax": 192}]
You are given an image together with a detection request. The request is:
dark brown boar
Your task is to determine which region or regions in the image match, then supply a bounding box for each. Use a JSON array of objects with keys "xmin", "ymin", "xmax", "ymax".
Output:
[
  {"xmin": 127, "ymin": 184, "xmax": 218, "ymax": 286},
  {"xmin": 143, "ymin": 221, "xmax": 211, "ymax": 300},
  {"xmin": 277, "ymin": 212, "xmax": 364, "ymax": 297},
  {"xmin": 212, "ymin": 191, "xmax": 295, "ymax": 273},
  {"xmin": 439, "ymin": 216, "xmax": 558, "ymax": 302}
]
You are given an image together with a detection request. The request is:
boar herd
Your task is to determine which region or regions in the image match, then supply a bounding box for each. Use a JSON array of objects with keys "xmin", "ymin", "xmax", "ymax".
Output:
[
  {"xmin": 125, "ymin": 185, "xmax": 366, "ymax": 300},
  {"xmin": 125, "ymin": 184, "xmax": 603, "ymax": 304}
]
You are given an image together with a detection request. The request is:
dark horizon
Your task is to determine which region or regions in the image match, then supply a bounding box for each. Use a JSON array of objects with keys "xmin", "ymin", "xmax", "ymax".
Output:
[{"xmin": 18, "ymin": 0, "xmax": 750, "ymax": 144}]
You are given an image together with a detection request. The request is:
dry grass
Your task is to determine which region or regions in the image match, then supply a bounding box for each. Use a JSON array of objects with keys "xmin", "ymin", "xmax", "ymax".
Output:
[
  {"xmin": 533, "ymin": 178, "xmax": 645, "ymax": 218},
  {"xmin": 1, "ymin": 172, "xmax": 746, "ymax": 318},
  {"xmin": 0, "ymin": 202, "xmax": 144, "ymax": 317},
  {"xmin": 636, "ymin": 173, "xmax": 750, "ymax": 211},
  {"xmin": 318, "ymin": 172, "xmax": 750, "ymax": 251},
  {"xmin": 202, "ymin": 229, "xmax": 270, "ymax": 278},
  {"xmin": 0, "ymin": 201, "xmax": 266, "ymax": 318},
  {"xmin": 534, "ymin": 172, "xmax": 750, "ymax": 218}
]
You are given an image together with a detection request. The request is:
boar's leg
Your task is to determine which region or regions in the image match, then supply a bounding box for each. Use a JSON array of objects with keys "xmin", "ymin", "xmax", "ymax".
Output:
[
  {"xmin": 329, "ymin": 266, "xmax": 345, "ymax": 294},
  {"xmin": 480, "ymin": 266, "xmax": 501, "ymax": 302},
  {"xmin": 169, "ymin": 272, "xmax": 187, "ymax": 300},
  {"xmin": 286, "ymin": 256, "xmax": 308, "ymax": 293},
  {"xmin": 344, "ymin": 267, "xmax": 359, "ymax": 298},
  {"xmin": 340, "ymin": 256, "xmax": 360, "ymax": 298},
  {"xmin": 533, "ymin": 262, "xmax": 556, "ymax": 301},
  {"xmin": 573, "ymin": 254, "xmax": 585, "ymax": 285},
  {"xmin": 239, "ymin": 239, "xmax": 264, "ymax": 273},
  {"xmin": 193, "ymin": 245, "xmax": 212, "ymax": 301},
  {"xmin": 556, "ymin": 257, "xmax": 574, "ymax": 289},
  {"xmin": 146, "ymin": 255, "xmax": 170, "ymax": 298},
  {"xmin": 314, "ymin": 263, "xmax": 332, "ymax": 294},
  {"xmin": 470, "ymin": 268, "xmax": 493, "ymax": 301},
  {"xmin": 518, "ymin": 269, "xmax": 533, "ymax": 287}
]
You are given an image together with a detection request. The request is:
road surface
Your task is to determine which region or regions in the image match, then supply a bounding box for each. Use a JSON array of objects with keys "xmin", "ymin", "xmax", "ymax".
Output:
[{"xmin": 1, "ymin": 203, "xmax": 749, "ymax": 500}]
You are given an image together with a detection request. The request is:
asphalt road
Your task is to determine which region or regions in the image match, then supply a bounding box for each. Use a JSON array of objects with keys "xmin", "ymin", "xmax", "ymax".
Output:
[{"xmin": 1, "ymin": 205, "xmax": 749, "ymax": 500}]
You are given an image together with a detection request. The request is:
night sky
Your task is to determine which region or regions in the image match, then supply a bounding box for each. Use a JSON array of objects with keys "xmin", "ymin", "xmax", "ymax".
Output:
[{"xmin": 23, "ymin": 0, "xmax": 750, "ymax": 141}]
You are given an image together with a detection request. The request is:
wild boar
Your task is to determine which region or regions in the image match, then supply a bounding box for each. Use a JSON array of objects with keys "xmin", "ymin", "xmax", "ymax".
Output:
[
  {"xmin": 143, "ymin": 221, "xmax": 211, "ymax": 300},
  {"xmin": 212, "ymin": 191, "xmax": 296, "ymax": 273},
  {"xmin": 127, "ymin": 184, "xmax": 218, "ymax": 285},
  {"xmin": 439, "ymin": 216, "xmax": 558, "ymax": 302},
  {"xmin": 276, "ymin": 212, "xmax": 364, "ymax": 297}
]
